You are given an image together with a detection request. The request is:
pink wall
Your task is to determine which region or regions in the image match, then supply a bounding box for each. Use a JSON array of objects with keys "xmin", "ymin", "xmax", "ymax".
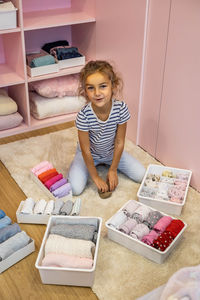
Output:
[{"xmin": 95, "ymin": 0, "xmax": 146, "ymax": 143}]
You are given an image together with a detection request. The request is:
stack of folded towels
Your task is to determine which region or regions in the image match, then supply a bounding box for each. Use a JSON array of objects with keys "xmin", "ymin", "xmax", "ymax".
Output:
[
  {"xmin": 19, "ymin": 197, "xmax": 81, "ymax": 216},
  {"xmin": 108, "ymin": 200, "xmax": 185, "ymax": 252},
  {"xmin": 140, "ymin": 170, "xmax": 189, "ymax": 203},
  {"xmin": 41, "ymin": 220, "xmax": 98, "ymax": 269},
  {"xmin": 0, "ymin": 209, "xmax": 31, "ymax": 262},
  {"xmin": 31, "ymin": 161, "xmax": 72, "ymax": 199},
  {"xmin": 0, "ymin": 88, "xmax": 23, "ymax": 131}
]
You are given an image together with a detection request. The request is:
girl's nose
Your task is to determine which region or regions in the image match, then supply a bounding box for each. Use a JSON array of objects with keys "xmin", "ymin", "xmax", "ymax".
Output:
[{"xmin": 95, "ymin": 87, "xmax": 100, "ymax": 96}]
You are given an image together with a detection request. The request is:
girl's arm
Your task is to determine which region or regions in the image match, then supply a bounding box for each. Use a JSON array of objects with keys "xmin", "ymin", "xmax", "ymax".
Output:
[
  {"xmin": 78, "ymin": 130, "xmax": 109, "ymax": 192},
  {"xmin": 107, "ymin": 122, "xmax": 127, "ymax": 191}
]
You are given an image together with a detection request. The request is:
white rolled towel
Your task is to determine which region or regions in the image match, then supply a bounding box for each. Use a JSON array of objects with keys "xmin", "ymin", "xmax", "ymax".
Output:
[
  {"xmin": 43, "ymin": 200, "xmax": 55, "ymax": 215},
  {"xmin": 71, "ymin": 198, "xmax": 81, "ymax": 216},
  {"xmin": 33, "ymin": 199, "xmax": 47, "ymax": 214},
  {"xmin": 45, "ymin": 234, "xmax": 95, "ymax": 259},
  {"xmin": 20, "ymin": 198, "xmax": 35, "ymax": 214}
]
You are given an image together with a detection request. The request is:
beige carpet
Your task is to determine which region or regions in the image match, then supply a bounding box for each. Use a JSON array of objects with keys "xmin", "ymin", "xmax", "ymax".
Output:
[{"xmin": 0, "ymin": 126, "xmax": 200, "ymax": 300}]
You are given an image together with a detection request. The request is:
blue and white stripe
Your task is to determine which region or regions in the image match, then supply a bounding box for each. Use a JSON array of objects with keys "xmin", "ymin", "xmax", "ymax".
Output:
[{"xmin": 76, "ymin": 99, "xmax": 130, "ymax": 160}]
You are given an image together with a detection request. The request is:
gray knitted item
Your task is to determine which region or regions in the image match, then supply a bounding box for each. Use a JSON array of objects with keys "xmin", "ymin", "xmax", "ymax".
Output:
[
  {"xmin": 60, "ymin": 200, "xmax": 73, "ymax": 215},
  {"xmin": 50, "ymin": 224, "xmax": 97, "ymax": 243},
  {"xmin": 52, "ymin": 199, "xmax": 64, "ymax": 215},
  {"xmin": 0, "ymin": 223, "xmax": 21, "ymax": 243}
]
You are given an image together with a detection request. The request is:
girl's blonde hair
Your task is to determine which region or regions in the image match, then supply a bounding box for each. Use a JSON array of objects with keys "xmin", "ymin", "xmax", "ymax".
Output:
[{"xmin": 78, "ymin": 60, "xmax": 123, "ymax": 99}]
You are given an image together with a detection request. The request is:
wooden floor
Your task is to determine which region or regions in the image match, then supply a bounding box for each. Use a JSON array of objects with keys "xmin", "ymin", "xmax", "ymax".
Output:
[{"xmin": 0, "ymin": 122, "xmax": 98, "ymax": 300}]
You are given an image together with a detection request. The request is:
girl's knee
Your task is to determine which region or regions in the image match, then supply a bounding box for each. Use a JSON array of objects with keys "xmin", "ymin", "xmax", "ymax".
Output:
[{"xmin": 135, "ymin": 165, "xmax": 146, "ymax": 183}]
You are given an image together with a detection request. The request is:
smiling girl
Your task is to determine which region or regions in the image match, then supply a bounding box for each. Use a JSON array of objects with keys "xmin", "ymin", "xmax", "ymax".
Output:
[{"xmin": 68, "ymin": 60, "xmax": 145, "ymax": 196}]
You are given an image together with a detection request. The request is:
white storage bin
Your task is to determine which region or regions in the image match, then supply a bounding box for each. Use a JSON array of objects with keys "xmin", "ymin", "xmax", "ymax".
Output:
[
  {"xmin": 30, "ymin": 171, "xmax": 72, "ymax": 202},
  {"xmin": 0, "ymin": 239, "xmax": 35, "ymax": 273},
  {"xmin": 16, "ymin": 201, "xmax": 50, "ymax": 224},
  {"xmin": 35, "ymin": 215, "xmax": 102, "ymax": 286},
  {"xmin": 58, "ymin": 56, "xmax": 85, "ymax": 70},
  {"xmin": 105, "ymin": 200, "xmax": 187, "ymax": 264},
  {"xmin": 137, "ymin": 164, "xmax": 192, "ymax": 215},
  {"xmin": 27, "ymin": 62, "xmax": 59, "ymax": 77},
  {"xmin": 0, "ymin": 8, "xmax": 17, "ymax": 30}
]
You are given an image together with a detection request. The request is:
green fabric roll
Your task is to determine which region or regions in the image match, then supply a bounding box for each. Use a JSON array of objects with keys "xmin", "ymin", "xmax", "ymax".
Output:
[{"xmin": 30, "ymin": 55, "xmax": 55, "ymax": 68}]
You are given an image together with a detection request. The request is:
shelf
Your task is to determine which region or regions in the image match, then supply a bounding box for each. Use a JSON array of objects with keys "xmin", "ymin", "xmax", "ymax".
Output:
[
  {"xmin": 27, "ymin": 65, "xmax": 84, "ymax": 82},
  {"xmin": 0, "ymin": 64, "xmax": 25, "ymax": 88},
  {"xmin": 23, "ymin": 8, "xmax": 95, "ymax": 31},
  {"xmin": 0, "ymin": 122, "xmax": 29, "ymax": 138},
  {"xmin": 30, "ymin": 113, "xmax": 77, "ymax": 129},
  {"xmin": 0, "ymin": 27, "xmax": 21, "ymax": 35}
]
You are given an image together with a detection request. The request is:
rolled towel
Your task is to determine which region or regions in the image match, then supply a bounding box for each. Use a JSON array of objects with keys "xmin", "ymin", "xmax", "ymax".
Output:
[
  {"xmin": 107, "ymin": 211, "xmax": 127, "ymax": 229},
  {"xmin": 31, "ymin": 161, "xmax": 52, "ymax": 174},
  {"xmin": 49, "ymin": 178, "xmax": 67, "ymax": 192},
  {"xmin": 0, "ymin": 209, "xmax": 6, "ymax": 219},
  {"xmin": 34, "ymin": 163, "xmax": 54, "ymax": 176},
  {"xmin": 20, "ymin": 197, "xmax": 35, "ymax": 214},
  {"xmin": 0, "ymin": 223, "xmax": 21, "ymax": 243},
  {"xmin": 33, "ymin": 199, "xmax": 47, "ymax": 214},
  {"xmin": 118, "ymin": 218, "xmax": 138, "ymax": 235},
  {"xmin": 152, "ymin": 231, "xmax": 174, "ymax": 252},
  {"xmin": 30, "ymin": 55, "xmax": 56, "ymax": 68},
  {"xmin": 60, "ymin": 200, "xmax": 73, "ymax": 215},
  {"xmin": 0, "ymin": 216, "xmax": 12, "ymax": 229},
  {"xmin": 122, "ymin": 201, "xmax": 139, "ymax": 217},
  {"xmin": 143, "ymin": 210, "xmax": 163, "ymax": 230},
  {"xmin": 43, "ymin": 200, "xmax": 55, "ymax": 215},
  {"xmin": 141, "ymin": 230, "xmax": 159, "ymax": 246},
  {"xmin": 132, "ymin": 205, "xmax": 152, "ymax": 223},
  {"xmin": 71, "ymin": 198, "xmax": 81, "ymax": 216},
  {"xmin": 153, "ymin": 216, "xmax": 173, "ymax": 235},
  {"xmin": 38, "ymin": 168, "xmax": 58, "ymax": 183},
  {"xmin": 165, "ymin": 219, "xmax": 185, "ymax": 239},
  {"xmin": 44, "ymin": 174, "xmax": 63, "ymax": 190},
  {"xmin": 54, "ymin": 218, "xmax": 98, "ymax": 229},
  {"xmin": 52, "ymin": 182, "xmax": 71, "ymax": 198},
  {"xmin": 0, "ymin": 231, "xmax": 30, "ymax": 261},
  {"xmin": 51, "ymin": 199, "xmax": 64, "ymax": 215},
  {"xmin": 130, "ymin": 223, "xmax": 150, "ymax": 240},
  {"xmin": 45, "ymin": 234, "xmax": 95, "ymax": 259},
  {"xmin": 50, "ymin": 224, "xmax": 97, "ymax": 242},
  {"xmin": 42, "ymin": 253, "xmax": 93, "ymax": 269}
]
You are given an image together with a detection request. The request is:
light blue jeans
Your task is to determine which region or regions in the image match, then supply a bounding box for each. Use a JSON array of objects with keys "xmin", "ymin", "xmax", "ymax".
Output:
[{"xmin": 68, "ymin": 146, "xmax": 146, "ymax": 196}]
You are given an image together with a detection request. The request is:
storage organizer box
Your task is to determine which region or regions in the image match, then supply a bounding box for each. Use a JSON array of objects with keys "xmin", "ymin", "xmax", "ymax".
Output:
[
  {"xmin": 137, "ymin": 164, "xmax": 192, "ymax": 215},
  {"xmin": 16, "ymin": 198, "xmax": 81, "ymax": 224},
  {"xmin": 105, "ymin": 200, "xmax": 187, "ymax": 264},
  {"xmin": 35, "ymin": 215, "xmax": 102, "ymax": 286},
  {"xmin": 0, "ymin": 239, "xmax": 35, "ymax": 273},
  {"xmin": 0, "ymin": 8, "xmax": 17, "ymax": 30},
  {"xmin": 30, "ymin": 171, "xmax": 72, "ymax": 202},
  {"xmin": 57, "ymin": 55, "xmax": 85, "ymax": 70}
]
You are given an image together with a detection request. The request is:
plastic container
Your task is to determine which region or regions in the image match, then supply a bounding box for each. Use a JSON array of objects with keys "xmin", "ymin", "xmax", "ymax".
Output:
[
  {"xmin": 35, "ymin": 216, "xmax": 102, "ymax": 286},
  {"xmin": 0, "ymin": 8, "xmax": 17, "ymax": 30},
  {"xmin": 58, "ymin": 56, "xmax": 85, "ymax": 70},
  {"xmin": 137, "ymin": 164, "xmax": 192, "ymax": 215},
  {"xmin": 0, "ymin": 239, "xmax": 35, "ymax": 273},
  {"xmin": 105, "ymin": 200, "xmax": 187, "ymax": 264}
]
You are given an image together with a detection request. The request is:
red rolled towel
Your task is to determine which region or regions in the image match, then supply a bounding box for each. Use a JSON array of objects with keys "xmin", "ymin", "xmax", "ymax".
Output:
[
  {"xmin": 38, "ymin": 168, "xmax": 58, "ymax": 183},
  {"xmin": 44, "ymin": 174, "xmax": 63, "ymax": 190}
]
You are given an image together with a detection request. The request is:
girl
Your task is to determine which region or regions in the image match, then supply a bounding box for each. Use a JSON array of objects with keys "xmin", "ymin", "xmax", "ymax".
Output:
[{"xmin": 68, "ymin": 60, "xmax": 145, "ymax": 196}]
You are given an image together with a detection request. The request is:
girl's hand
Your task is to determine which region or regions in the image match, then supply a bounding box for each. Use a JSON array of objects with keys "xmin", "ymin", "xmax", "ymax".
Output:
[
  {"xmin": 93, "ymin": 176, "xmax": 109, "ymax": 192},
  {"xmin": 107, "ymin": 169, "xmax": 118, "ymax": 191}
]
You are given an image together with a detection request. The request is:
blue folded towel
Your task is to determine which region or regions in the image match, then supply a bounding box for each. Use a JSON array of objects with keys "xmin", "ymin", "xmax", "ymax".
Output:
[
  {"xmin": 0, "ymin": 216, "xmax": 11, "ymax": 229},
  {"xmin": 30, "ymin": 55, "xmax": 56, "ymax": 68},
  {"xmin": 0, "ymin": 209, "xmax": 6, "ymax": 219}
]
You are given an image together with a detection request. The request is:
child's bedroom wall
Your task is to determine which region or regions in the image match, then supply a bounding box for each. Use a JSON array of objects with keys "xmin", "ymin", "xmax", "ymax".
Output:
[{"xmin": 138, "ymin": 0, "xmax": 200, "ymax": 191}]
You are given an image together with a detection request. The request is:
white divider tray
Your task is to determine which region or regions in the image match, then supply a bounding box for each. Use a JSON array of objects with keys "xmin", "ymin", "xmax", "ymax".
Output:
[
  {"xmin": 0, "ymin": 239, "xmax": 35, "ymax": 273},
  {"xmin": 137, "ymin": 164, "xmax": 192, "ymax": 215},
  {"xmin": 105, "ymin": 200, "xmax": 187, "ymax": 264},
  {"xmin": 30, "ymin": 171, "xmax": 72, "ymax": 201},
  {"xmin": 35, "ymin": 215, "xmax": 102, "ymax": 286}
]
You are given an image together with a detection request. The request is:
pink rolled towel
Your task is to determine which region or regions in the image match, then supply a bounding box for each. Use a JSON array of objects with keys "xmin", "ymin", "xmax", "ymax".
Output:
[
  {"xmin": 42, "ymin": 253, "xmax": 93, "ymax": 269},
  {"xmin": 141, "ymin": 230, "xmax": 159, "ymax": 246},
  {"xmin": 34, "ymin": 163, "xmax": 53, "ymax": 176},
  {"xmin": 31, "ymin": 161, "xmax": 50, "ymax": 173},
  {"xmin": 122, "ymin": 201, "xmax": 139, "ymax": 217},
  {"xmin": 153, "ymin": 216, "xmax": 173, "ymax": 234},
  {"xmin": 44, "ymin": 173, "xmax": 63, "ymax": 190},
  {"xmin": 118, "ymin": 218, "xmax": 138, "ymax": 234}
]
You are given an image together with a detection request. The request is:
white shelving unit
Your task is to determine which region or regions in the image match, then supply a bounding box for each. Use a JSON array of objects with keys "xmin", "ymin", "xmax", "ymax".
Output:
[{"xmin": 0, "ymin": 0, "xmax": 96, "ymax": 138}]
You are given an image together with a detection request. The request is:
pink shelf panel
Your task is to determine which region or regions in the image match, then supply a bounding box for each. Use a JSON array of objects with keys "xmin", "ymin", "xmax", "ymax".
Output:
[
  {"xmin": 30, "ymin": 113, "xmax": 77, "ymax": 129},
  {"xmin": 0, "ymin": 28, "xmax": 21, "ymax": 35},
  {"xmin": 0, "ymin": 122, "xmax": 29, "ymax": 138},
  {"xmin": 27, "ymin": 65, "xmax": 85, "ymax": 83},
  {"xmin": 23, "ymin": 8, "xmax": 95, "ymax": 31},
  {"xmin": 0, "ymin": 64, "xmax": 25, "ymax": 88}
]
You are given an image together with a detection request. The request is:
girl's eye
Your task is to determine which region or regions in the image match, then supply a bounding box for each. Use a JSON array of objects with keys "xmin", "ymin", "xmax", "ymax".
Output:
[
  {"xmin": 100, "ymin": 85, "xmax": 107, "ymax": 88},
  {"xmin": 87, "ymin": 86, "xmax": 94, "ymax": 90}
]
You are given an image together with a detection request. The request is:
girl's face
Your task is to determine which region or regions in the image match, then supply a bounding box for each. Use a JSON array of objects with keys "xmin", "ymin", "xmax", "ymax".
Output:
[{"xmin": 85, "ymin": 72, "xmax": 113, "ymax": 109}]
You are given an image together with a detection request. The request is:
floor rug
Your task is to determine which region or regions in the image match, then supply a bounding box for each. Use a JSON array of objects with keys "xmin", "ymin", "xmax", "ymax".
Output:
[{"xmin": 0, "ymin": 126, "xmax": 200, "ymax": 300}]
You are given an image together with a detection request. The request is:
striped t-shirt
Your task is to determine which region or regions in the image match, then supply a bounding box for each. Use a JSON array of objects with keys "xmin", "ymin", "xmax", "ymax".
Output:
[{"xmin": 76, "ymin": 99, "xmax": 130, "ymax": 160}]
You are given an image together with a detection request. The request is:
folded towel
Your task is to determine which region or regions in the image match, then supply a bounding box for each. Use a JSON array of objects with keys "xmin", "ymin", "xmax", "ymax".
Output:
[
  {"xmin": 49, "ymin": 178, "xmax": 67, "ymax": 192},
  {"xmin": 60, "ymin": 200, "xmax": 73, "ymax": 215},
  {"xmin": 20, "ymin": 198, "xmax": 35, "ymax": 214},
  {"xmin": 42, "ymin": 253, "xmax": 93, "ymax": 269},
  {"xmin": 0, "ymin": 209, "xmax": 6, "ymax": 219},
  {"xmin": 45, "ymin": 234, "xmax": 95, "ymax": 259},
  {"xmin": 33, "ymin": 199, "xmax": 47, "ymax": 214},
  {"xmin": 31, "ymin": 161, "xmax": 53, "ymax": 174},
  {"xmin": 50, "ymin": 224, "xmax": 97, "ymax": 242},
  {"xmin": 0, "ymin": 231, "xmax": 30, "ymax": 261},
  {"xmin": 51, "ymin": 199, "xmax": 64, "ymax": 215},
  {"xmin": 52, "ymin": 182, "xmax": 71, "ymax": 198},
  {"xmin": 44, "ymin": 174, "xmax": 63, "ymax": 190},
  {"xmin": 0, "ymin": 216, "xmax": 11, "ymax": 229},
  {"xmin": 71, "ymin": 198, "xmax": 81, "ymax": 216},
  {"xmin": 43, "ymin": 200, "xmax": 55, "ymax": 215},
  {"xmin": 30, "ymin": 55, "xmax": 56, "ymax": 68},
  {"xmin": 0, "ymin": 223, "xmax": 21, "ymax": 243},
  {"xmin": 38, "ymin": 168, "xmax": 58, "ymax": 183}
]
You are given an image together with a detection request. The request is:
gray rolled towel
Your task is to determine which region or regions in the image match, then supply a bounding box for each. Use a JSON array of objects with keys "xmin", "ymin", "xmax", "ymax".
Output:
[
  {"xmin": 51, "ymin": 199, "xmax": 64, "ymax": 215},
  {"xmin": 50, "ymin": 224, "xmax": 97, "ymax": 243},
  {"xmin": 0, "ymin": 223, "xmax": 21, "ymax": 243},
  {"xmin": 0, "ymin": 231, "xmax": 30, "ymax": 261},
  {"xmin": 60, "ymin": 200, "xmax": 73, "ymax": 215}
]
